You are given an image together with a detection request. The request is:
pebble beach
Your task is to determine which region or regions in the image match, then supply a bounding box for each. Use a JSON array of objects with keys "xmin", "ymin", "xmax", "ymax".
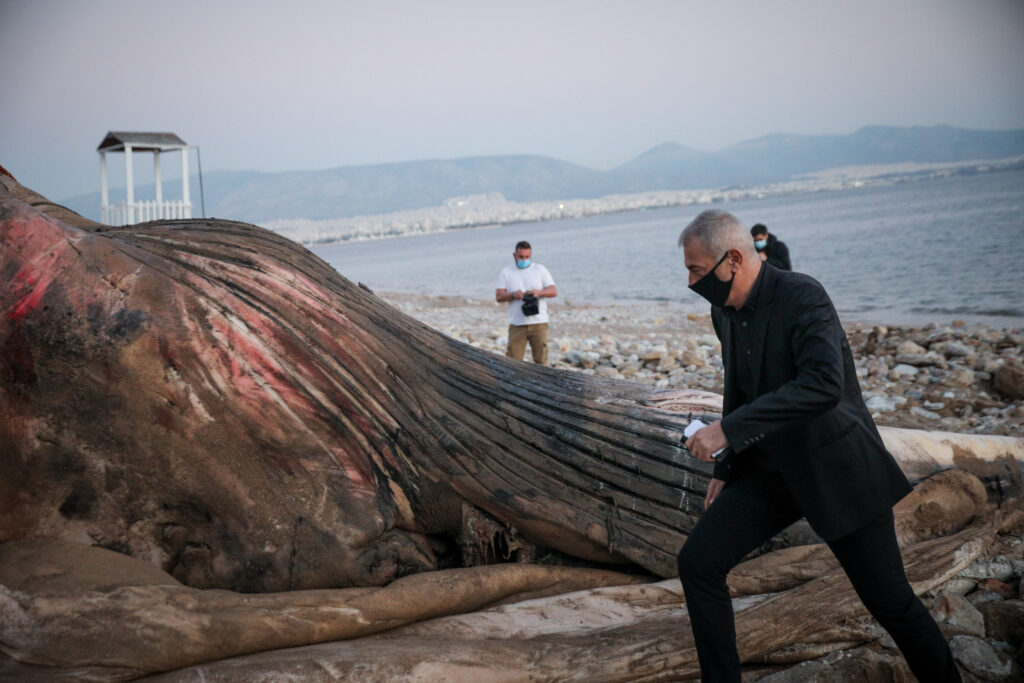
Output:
[{"xmin": 382, "ymin": 292, "xmax": 1024, "ymax": 437}]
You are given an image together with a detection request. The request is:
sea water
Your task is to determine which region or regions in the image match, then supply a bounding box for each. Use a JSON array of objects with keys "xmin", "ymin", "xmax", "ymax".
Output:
[{"xmin": 313, "ymin": 168, "xmax": 1024, "ymax": 327}]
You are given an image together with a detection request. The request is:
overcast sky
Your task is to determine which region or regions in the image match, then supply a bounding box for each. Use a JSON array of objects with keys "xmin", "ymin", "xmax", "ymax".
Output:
[{"xmin": 2, "ymin": 0, "xmax": 1023, "ymax": 201}]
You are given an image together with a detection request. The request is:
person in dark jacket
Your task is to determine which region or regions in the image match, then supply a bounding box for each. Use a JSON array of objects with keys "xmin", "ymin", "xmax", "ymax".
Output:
[
  {"xmin": 676, "ymin": 209, "xmax": 959, "ymax": 682},
  {"xmin": 750, "ymin": 223, "xmax": 791, "ymax": 270}
]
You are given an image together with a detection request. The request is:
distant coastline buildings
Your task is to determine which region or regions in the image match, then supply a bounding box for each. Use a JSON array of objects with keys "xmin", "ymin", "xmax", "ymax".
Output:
[{"xmin": 264, "ymin": 155, "xmax": 1024, "ymax": 247}]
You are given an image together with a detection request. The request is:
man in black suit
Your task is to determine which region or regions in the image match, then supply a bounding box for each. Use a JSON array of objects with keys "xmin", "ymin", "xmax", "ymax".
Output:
[
  {"xmin": 750, "ymin": 222, "xmax": 791, "ymax": 271},
  {"xmin": 676, "ymin": 210, "xmax": 959, "ymax": 682}
]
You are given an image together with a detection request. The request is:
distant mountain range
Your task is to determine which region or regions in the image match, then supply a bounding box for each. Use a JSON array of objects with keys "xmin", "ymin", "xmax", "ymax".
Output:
[{"xmin": 61, "ymin": 125, "xmax": 1024, "ymax": 224}]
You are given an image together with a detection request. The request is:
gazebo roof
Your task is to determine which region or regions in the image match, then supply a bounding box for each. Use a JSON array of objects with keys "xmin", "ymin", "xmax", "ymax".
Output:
[{"xmin": 97, "ymin": 131, "xmax": 188, "ymax": 153}]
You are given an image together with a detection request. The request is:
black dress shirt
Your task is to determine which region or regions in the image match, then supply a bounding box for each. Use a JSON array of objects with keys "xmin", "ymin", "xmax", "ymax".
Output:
[
  {"xmin": 720, "ymin": 263, "xmax": 766, "ymax": 404},
  {"xmin": 719, "ymin": 263, "xmax": 776, "ymax": 468}
]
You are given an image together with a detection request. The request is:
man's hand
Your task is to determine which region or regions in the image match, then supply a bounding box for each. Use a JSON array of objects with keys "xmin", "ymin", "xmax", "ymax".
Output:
[
  {"xmin": 513, "ymin": 290, "xmax": 525, "ymax": 300},
  {"xmin": 759, "ymin": 251, "xmax": 767, "ymax": 262},
  {"xmin": 685, "ymin": 419, "xmax": 728, "ymax": 462},
  {"xmin": 705, "ymin": 478, "xmax": 725, "ymax": 510}
]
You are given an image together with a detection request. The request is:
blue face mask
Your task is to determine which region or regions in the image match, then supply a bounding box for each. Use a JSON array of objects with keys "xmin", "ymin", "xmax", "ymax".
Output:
[
  {"xmin": 754, "ymin": 239, "xmax": 767, "ymax": 251},
  {"xmin": 516, "ymin": 259, "xmax": 531, "ymax": 269}
]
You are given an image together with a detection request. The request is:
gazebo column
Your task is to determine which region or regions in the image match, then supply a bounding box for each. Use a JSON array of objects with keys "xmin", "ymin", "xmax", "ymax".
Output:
[
  {"xmin": 181, "ymin": 148, "xmax": 190, "ymax": 218},
  {"xmin": 125, "ymin": 144, "xmax": 135, "ymax": 225},
  {"xmin": 154, "ymin": 152, "xmax": 163, "ymax": 211},
  {"xmin": 99, "ymin": 152, "xmax": 109, "ymax": 223}
]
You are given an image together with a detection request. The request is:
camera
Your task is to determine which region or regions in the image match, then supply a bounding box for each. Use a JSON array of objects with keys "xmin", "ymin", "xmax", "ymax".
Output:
[{"xmin": 521, "ymin": 293, "xmax": 540, "ymax": 316}]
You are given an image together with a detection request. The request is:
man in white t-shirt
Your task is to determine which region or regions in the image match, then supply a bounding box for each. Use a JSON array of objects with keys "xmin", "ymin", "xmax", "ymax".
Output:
[{"xmin": 495, "ymin": 240, "xmax": 557, "ymax": 364}]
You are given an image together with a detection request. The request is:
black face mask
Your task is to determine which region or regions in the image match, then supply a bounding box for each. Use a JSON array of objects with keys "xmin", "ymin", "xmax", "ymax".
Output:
[{"xmin": 689, "ymin": 251, "xmax": 734, "ymax": 308}]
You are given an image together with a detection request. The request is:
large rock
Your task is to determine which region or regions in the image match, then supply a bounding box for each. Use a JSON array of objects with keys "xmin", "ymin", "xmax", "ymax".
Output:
[
  {"xmin": 932, "ymin": 340, "xmax": 975, "ymax": 359},
  {"xmin": 895, "ymin": 341, "xmax": 947, "ymax": 367},
  {"xmin": 943, "ymin": 368, "xmax": 977, "ymax": 387},
  {"xmin": 949, "ymin": 635, "xmax": 1018, "ymax": 681},
  {"xmin": 978, "ymin": 600, "xmax": 1024, "ymax": 648},
  {"xmin": 755, "ymin": 646, "xmax": 913, "ymax": 682},
  {"xmin": 993, "ymin": 363, "xmax": 1024, "ymax": 400},
  {"xmin": 866, "ymin": 395, "xmax": 898, "ymax": 413},
  {"xmin": 931, "ymin": 590, "xmax": 986, "ymax": 637},
  {"xmin": 896, "ymin": 340, "xmax": 928, "ymax": 356},
  {"xmin": 890, "ymin": 363, "xmax": 920, "ymax": 379}
]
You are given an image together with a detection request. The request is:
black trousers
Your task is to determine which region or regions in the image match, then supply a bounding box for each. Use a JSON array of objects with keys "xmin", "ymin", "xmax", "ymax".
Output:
[{"xmin": 676, "ymin": 464, "xmax": 960, "ymax": 682}]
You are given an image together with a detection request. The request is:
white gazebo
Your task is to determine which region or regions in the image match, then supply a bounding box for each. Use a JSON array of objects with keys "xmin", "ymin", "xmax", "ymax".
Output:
[{"xmin": 98, "ymin": 131, "xmax": 192, "ymax": 225}]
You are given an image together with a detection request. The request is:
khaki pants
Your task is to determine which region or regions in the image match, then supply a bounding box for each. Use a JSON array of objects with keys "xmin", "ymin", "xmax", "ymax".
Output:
[{"xmin": 506, "ymin": 323, "xmax": 548, "ymax": 364}]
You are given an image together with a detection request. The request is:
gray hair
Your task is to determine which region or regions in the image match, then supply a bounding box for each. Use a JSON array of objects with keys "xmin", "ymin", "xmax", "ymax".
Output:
[{"xmin": 678, "ymin": 209, "xmax": 757, "ymax": 259}]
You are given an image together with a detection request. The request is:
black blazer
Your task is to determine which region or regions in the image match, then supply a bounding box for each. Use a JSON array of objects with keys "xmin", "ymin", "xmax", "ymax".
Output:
[{"xmin": 712, "ymin": 264, "xmax": 911, "ymax": 540}]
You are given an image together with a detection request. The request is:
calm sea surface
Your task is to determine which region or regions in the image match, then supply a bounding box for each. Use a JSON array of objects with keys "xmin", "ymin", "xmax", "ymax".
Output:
[{"xmin": 313, "ymin": 169, "xmax": 1024, "ymax": 328}]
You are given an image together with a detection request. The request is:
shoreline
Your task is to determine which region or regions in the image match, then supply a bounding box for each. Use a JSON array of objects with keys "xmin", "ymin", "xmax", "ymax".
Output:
[
  {"xmin": 380, "ymin": 292, "xmax": 1024, "ymax": 437},
  {"xmin": 268, "ymin": 157, "xmax": 1024, "ymax": 247},
  {"xmin": 377, "ymin": 285, "xmax": 1024, "ymax": 332}
]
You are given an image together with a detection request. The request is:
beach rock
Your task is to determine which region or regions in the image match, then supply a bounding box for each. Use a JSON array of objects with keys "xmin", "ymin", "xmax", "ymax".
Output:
[
  {"xmin": 896, "ymin": 350, "xmax": 947, "ymax": 367},
  {"xmin": 640, "ymin": 354, "xmax": 662, "ymax": 368},
  {"xmin": 976, "ymin": 578, "xmax": 1016, "ymax": 600},
  {"xmin": 949, "ymin": 635, "xmax": 1016, "ymax": 681},
  {"xmin": 897, "ymin": 340, "xmax": 928, "ymax": 356},
  {"xmin": 698, "ymin": 334, "xmax": 720, "ymax": 348},
  {"xmin": 939, "ymin": 578, "xmax": 980, "ymax": 596},
  {"xmin": 618, "ymin": 361, "xmax": 642, "ymax": 377},
  {"xmin": 910, "ymin": 406, "xmax": 941, "ymax": 421},
  {"xmin": 656, "ymin": 358, "xmax": 679, "ymax": 373},
  {"xmin": 933, "ymin": 341, "xmax": 975, "ymax": 359},
  {"xmin": 890, "ymin": 364, "xmax": 919, "ymax": 379},
  {"xmin": 755, "ymin": 646, "xmax": 911, "ymax": 682},
  {"xmin": 944, "ymin": 368, "xmax": 977, "ymax": 388},
  {"xmin": 979, "ymin": 600, "xmax": 1024, "ymax": 648},
  {"xmin": 595, "ymin": 365, "xmax": 620, "ymax": 379},
  {"xmin": 959, "ymin": 557, "xmax": 1017, "ymax": 583},
  {"xmin": 993, "ymin": 364, "xmax": 1024, "ymax": 400},
  {"xmin": 940, "ymin": 416, "xmax": 967, "ymax": 431},
  {"xmin": 680, "ymin": 346, "xmax": 708, "ymax": 368},
  {"xmin": 932, "ymin": 591, "xmax": 986, "ymax": 637},
  {"xmin": 865, "ymin": 395, "xmax": 898, "ymax": 413},
  {"xmin": 923, "ymin": 328, "xmax": 955, "ymax": 344},
  {"xmin": 1003, "ymin": 508, "xmax": 1024, "ymax": 536},
  {"xmin": 979, "ymin": 357, "xmax": 1005, "ymax": 373},
  {"xmin": 978, "ymin": 328, "xmax": 1009, "ymax": 343},
  {"xmin": 865, "ymin": 359, "xmax": 889, "ymax": 377},
  {"xmin": 966, "ymin": 589, "xmax": 1004, "ymax": 608}
]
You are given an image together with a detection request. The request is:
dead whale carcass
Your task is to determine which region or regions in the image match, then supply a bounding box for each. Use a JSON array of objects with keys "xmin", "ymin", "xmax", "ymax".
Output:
[{"xmin": 1, "ymin": 175, "xmax": 709, "ymax": 591}]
